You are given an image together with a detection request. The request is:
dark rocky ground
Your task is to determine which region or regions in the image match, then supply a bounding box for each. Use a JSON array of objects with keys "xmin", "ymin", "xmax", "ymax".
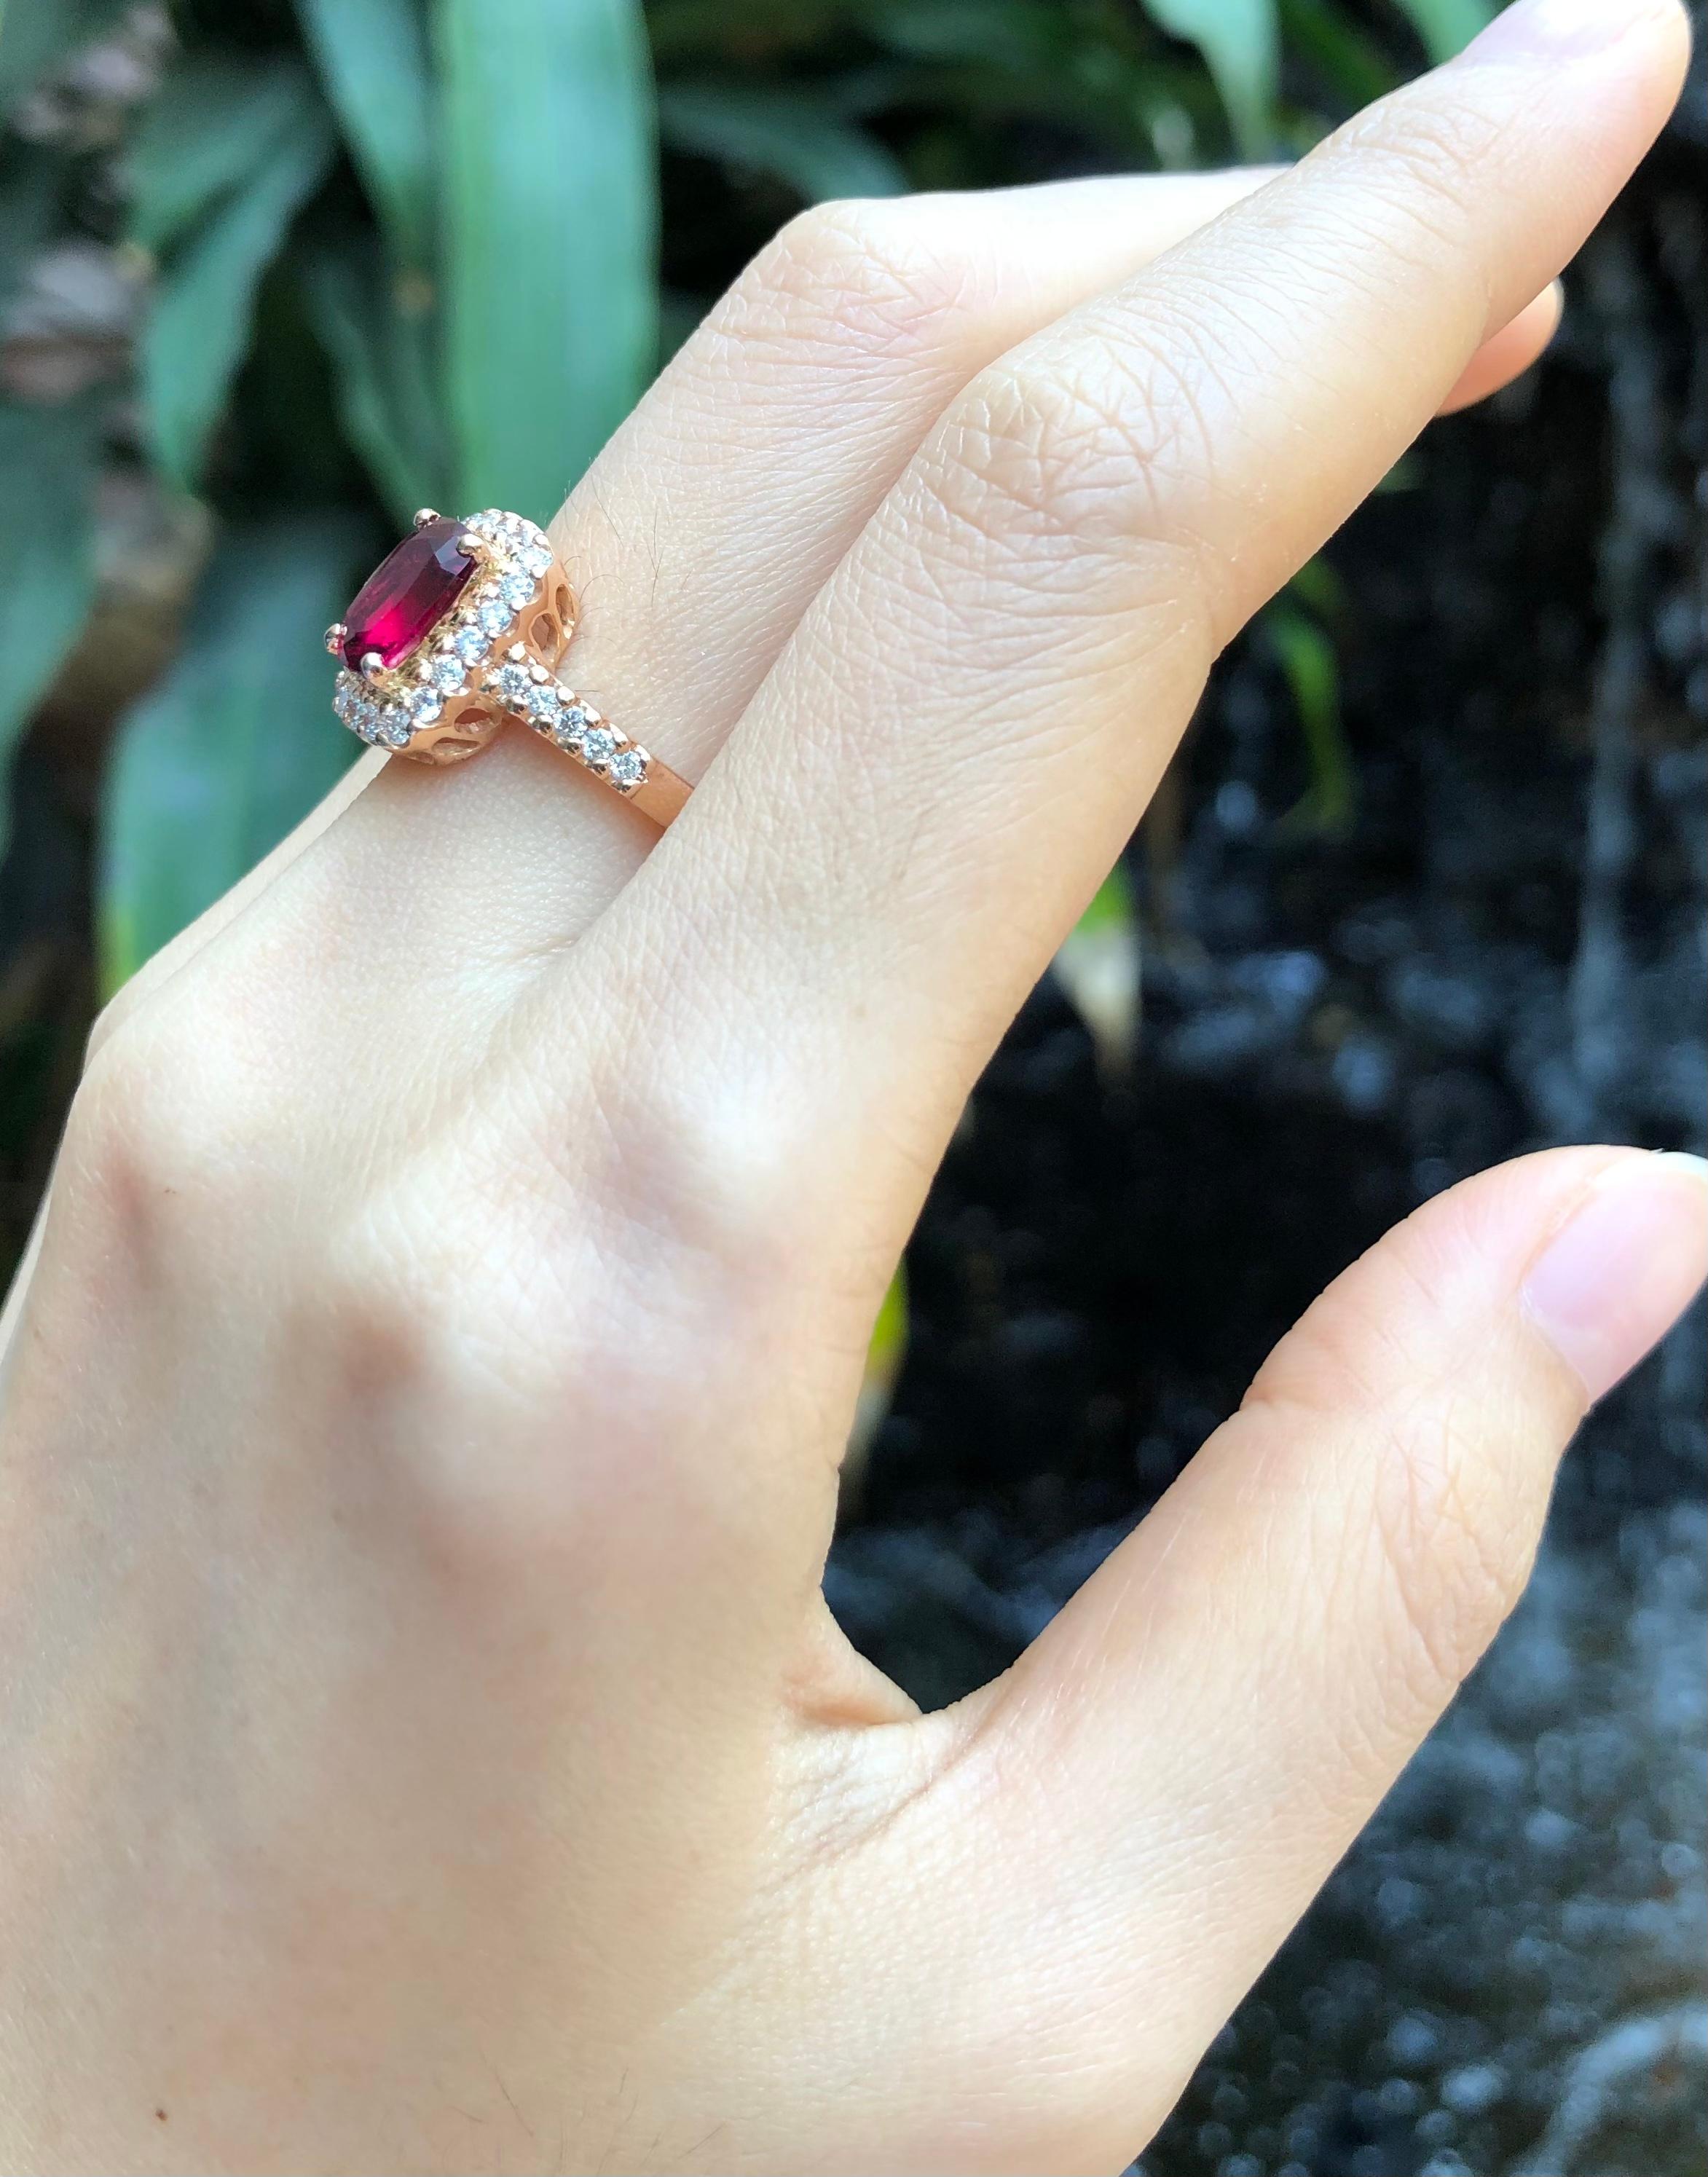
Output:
[{"xmin": 828, "ymin": 122, "xmax": 1708, "ymax": 2177}]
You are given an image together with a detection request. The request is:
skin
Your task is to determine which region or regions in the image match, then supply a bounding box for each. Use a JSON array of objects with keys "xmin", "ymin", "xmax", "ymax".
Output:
[{"xmin": 0, "ymin": 2, "xmax": 1702, "ymax": 2170}]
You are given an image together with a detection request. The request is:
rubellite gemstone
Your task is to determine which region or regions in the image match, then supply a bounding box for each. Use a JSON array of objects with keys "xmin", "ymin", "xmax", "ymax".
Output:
[{"xmin": 339, "ymin": 518, "xmax": 475, "ymax": 672}]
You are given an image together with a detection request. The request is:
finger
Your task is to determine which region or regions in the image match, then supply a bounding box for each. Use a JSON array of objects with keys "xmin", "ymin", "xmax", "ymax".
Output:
[
  {"xmin": 1439, "ymin": 277, "xmax": 1562, "ymax": 413},
  {"xmin": 279, "ymin": 168, "xmax": 1294, "ymax": 971},
  {"xmin": 89, "ymin": 179, "xmax": 1544, "ymax": 1024},
  {"xmin": 76, "ymin": 178, "xmax": 1282, "ymax": 1050},
  {"xmin": 599, "ymin": 0, "xmax": 1688, "ymax": 1291},
  {"xmin": 181, "ymin": 157, "xmax": 1545, "ymax": 982},
  {"xmin": 921, "ymin": 1148, "xmax": 1708, "ymax": 2156},
  {"xmin": 543, "ymin": 161, "xmax": 1530, "ymax": 800},
  {"xmin": 35, "ymin": 177, "xmax": 1276, "ymax": 1296},
  {"xmin": 74, "ymin": 168, "xmax": 1315, "ymax": 1247}
]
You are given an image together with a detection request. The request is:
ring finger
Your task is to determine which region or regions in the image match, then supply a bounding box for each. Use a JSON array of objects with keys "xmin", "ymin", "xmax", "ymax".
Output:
[{"xmin": 109, "ymin": 167, "xmax": 1559, "ymax": 1015}]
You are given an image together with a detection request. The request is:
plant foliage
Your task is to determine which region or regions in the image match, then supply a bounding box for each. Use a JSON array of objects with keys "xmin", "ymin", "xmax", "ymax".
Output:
[{"xmin": 0, "ymin": 0, "xmax": 1489, "ymax": 972}]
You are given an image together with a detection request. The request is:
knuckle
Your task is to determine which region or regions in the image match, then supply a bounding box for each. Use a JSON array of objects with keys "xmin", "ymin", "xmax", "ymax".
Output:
[
  {"xmin": 60, "ymin": 1001, "xmax": 283, "ymax": 1261},
  {"xmin": 927, "ymin": 332, "xmax": 1232, "ymax": 620},
  {"xmin": 1241, "ymin": 1221, "xmax": 1552, "ymax": 1737},
  {"xmin": 1334, "ymin": 90, "xmax": 1509, "ymax": 286},
  {"xmin": 571, "ymin": 1060, "xmax": 813, "ymax": 1333},
  {"xmin": 948, "ymin": 353, "xmax": 1158, "ymax": 535},
  {"xmin": 731, "ymin": 196, "xmax": 980, "ymax": 363},
  {"xmin": 278, "ymin": 1177, "xmax": 594, "ymax": 1580},
  {"xmin": 1371, "ymin": 1398, "xmax": 1540, "ymax": 1709},
  {"xmin": 300, "ymin": 1071, "xmax": 813, "ymax": 1559}
]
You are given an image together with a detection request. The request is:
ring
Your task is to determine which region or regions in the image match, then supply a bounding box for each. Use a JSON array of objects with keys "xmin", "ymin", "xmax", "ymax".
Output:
[{"xmin": 324, "ymin": 508, "xmax": 692, "ymax": 827}]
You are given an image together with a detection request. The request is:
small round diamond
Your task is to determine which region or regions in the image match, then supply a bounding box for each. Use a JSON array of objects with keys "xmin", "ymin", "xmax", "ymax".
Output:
[
  {"xmin": 352, "ymin": 698, "xmax": 379, "ymax": 741},
  {"xmin": 453, "ymin": 624, "xmax": 488, "ymax": 664},
  {"xmin": 500, "ymin": 573, "xmax": 535, "ymax": 610},
  {"xmin": 432, "ymin": 651, "xmax": 465, "ymax": 693},
  {"xmin": 491, "ymin": 661, "xmax": 535, "ymax": 707},
  {"xmin": 410, "ymin": 691, "xmax": 443, "ymax": 725},
  {"xmin": 523, "ymin": 542, "xmax": 552, "ymax": 575},
  {"xmin": 379, "ymin": 704, "xmax": 412, "ymax": 747},
  {"xmin": 608, "ymin": 747, "xmax": 645, "ymax": 789},
  {"xmin": 477, "ymin": 594, "xmax": 511, "ymax": 635},
  {"xmin": 582, "ymin": 726, "xmax": 616, "ymax": 767}
]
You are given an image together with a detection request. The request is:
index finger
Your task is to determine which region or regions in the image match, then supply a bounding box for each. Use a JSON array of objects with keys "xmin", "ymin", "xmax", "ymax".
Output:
[{"xmin": 589, "ymin": 0, "xmax": 1688, "ymax": 1280}]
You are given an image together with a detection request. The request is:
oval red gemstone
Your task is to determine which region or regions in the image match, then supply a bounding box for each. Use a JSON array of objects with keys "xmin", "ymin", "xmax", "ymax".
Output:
[{"xmin": 340, "ymin": 518, "xmax": 475, "ymax": 672}]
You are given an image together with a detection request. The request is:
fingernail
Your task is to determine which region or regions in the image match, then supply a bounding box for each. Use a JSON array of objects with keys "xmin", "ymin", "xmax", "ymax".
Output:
[
  {"xmin": 1461, "ymin": 0, "xmax": 1673, "ymax": 65},
  {"xmin": 1523, "ymin": 1153, "xmax": 1708, "ymax": 1403}
]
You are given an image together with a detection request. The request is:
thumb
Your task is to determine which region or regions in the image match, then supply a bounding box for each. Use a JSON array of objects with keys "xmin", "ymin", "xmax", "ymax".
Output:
[{"xmin": 928, "ymin": 1147, "xmax": 1708, "ymax": 2163}]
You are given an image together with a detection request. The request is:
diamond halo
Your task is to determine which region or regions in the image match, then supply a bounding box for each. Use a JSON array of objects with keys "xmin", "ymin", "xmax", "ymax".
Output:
[
  {"xmin": 328, "ymin": 509, "xmax": 567, "ymax": 757},
  {"xmin": 323, "ymin": 506, "xmax": 681, "ymax": 819}
]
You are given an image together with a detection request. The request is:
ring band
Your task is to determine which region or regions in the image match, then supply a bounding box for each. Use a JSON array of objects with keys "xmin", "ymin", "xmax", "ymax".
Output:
[{"xmin": 324, "ymin": 508, "xmax": 692, "ymax": 827}]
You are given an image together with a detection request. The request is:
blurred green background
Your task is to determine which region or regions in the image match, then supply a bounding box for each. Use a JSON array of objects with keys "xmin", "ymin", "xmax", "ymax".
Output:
[{"xmin": 0, "ymin": 0, "xmax": 1483, "ymax": 1276}]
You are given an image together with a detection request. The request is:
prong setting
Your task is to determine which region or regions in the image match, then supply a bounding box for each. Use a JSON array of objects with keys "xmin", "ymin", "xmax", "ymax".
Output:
[
  {"xmin": 328, "ymin": 510, "xmax": 588, "ymax": 770},
  {"xmin": 323, "ymin": 621, "xmax": 347, "ymax": 656},
  {"xmin": 412, "ymin": 508, "xmax": 440, "ymax": 529}
]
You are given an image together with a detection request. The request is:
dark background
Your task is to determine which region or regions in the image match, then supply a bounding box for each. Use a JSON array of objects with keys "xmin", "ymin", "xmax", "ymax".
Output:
[{"xmin": 1, "ymin": 4, "xmax": 1704, "ymax": 2174}]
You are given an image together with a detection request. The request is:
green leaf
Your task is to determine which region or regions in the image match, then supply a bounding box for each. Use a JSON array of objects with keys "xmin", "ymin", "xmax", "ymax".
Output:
[
  {"xmin": 99, "ymin": 516, "xmax": 367, "ymax": 989},
  {"xmin": 1278, "ymin": 0, "xmax": 1395, "ymax": 109},
  {"xmin": 301, "ymin": 240, "xmax": 450, "ymax": 525},
  {"xmin": 1285, "ymin": 552, "xmax": 1348, "ymax": 619},
  {"xmin": 0, "ymin": 397, "xmax": 99, "ymax": 859},
  {"xmin": 867, "ymin": 1260, "xmax": 909, "ymax": 1382},
  {"xmin": 295, "ymin": 0, "xmax": 436, "ymax": 277},
  {"xmin": 1389, "ymin": 0, "xmax": 1494, "ymax": 63},
  {"xmin": 1268, "ymin": 601, "xmax": 1353, "ymax": 834},
  {"xmin": 0, "ymin": 0, "xmax": 130, "ymax": 106},
  {"xmin": 434, "ymin": 0, "xmax": 658, "ymax": 520},
  {"xmin": 141, "ymin": 111, "xmax": 336, "ymax": 493},
  {"xmin": 1141, "ymin": 0, "xmax": 1278, "ymax": 157},
  {"xmin": 657, "ymin": 82, "xmax": 908, "ymax": 201},
  {"xmin": 1073, "ymin": 859, "xmax": 1136, "ymax": 939},
  {"xmin": 1055, "ymin": 859, "xmax": 1142, "ymax": 1076},
  {"xmin": 0, "ymin": 143, "xmax": 66, "ymax": 318},
  {"xmin": 849, "ymin": 1259, "xmax": 908, "ymax": 1472},
  {"xmin": 867, "ymin": 1, "xmax": 1069, "ymax": 73},
  {"xmin": 125, "ymin": 55, "xmax": 322, "ymax": 258}
]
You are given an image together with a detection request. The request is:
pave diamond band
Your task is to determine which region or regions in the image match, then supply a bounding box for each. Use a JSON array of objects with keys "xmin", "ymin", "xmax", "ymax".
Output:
[
  {"xmin": 484, "ymin": 644, "xmax": 668, "ymax": 805},
  {"xmin": 325, "ymin": 508, "xmax": 692, "ymax": 827}
]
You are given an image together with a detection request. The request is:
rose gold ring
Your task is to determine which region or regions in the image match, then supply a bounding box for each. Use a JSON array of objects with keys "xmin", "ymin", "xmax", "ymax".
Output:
[{"xmin": 324, "ymin": 508, "xmax": 691, "ymax": 828}]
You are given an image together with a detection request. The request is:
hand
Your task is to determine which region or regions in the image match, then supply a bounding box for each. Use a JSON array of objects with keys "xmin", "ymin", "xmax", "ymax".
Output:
[{"xmin": 0, "ymin": 2, "xmax": 1700, "ymax": 2170}]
